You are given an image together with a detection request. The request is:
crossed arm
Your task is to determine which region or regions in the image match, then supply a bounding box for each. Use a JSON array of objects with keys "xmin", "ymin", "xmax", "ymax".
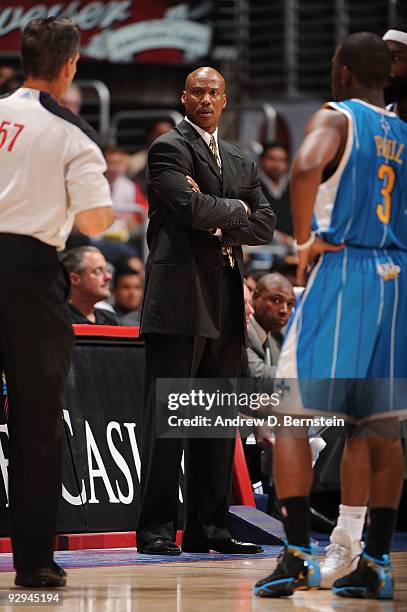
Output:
[{"xmin": 147, "ymin": 139, "xmax": 276, "ymax": 246}]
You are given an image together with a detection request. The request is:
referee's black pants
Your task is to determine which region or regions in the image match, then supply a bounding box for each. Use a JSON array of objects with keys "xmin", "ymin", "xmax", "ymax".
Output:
[
  {"xmin": 137, "ymin": 264, "xmax": 244, "ymax": 548},
  {"xmin": 0, "ymin": 234, "xmax": 74, "ymax": 572}
]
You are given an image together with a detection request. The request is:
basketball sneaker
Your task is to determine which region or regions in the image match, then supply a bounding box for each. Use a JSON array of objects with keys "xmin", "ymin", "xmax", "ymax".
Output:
[
  {"xmin": 320, "ymin": 526, "xmax": 363, "ymax": 588},
  {"xmin": 253, "ymin": 543, "xmax": 320, "ymax": 598},
  {"xmin": 332, "ymin": 552, "xmax": 393, "ymax": 599}
]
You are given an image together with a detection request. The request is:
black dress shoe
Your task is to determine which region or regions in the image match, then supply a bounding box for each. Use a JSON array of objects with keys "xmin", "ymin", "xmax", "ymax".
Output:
[
  {"xmin": 137, "ymin": 538, "xmax": 181, "ymax": 555},
  {"xmin": 183, "ymin": 538, "xmax": 263, "ymax": 554},
  {"xmin": 15, "ymin": 562, "xmax": 67, "ymax": 587}
]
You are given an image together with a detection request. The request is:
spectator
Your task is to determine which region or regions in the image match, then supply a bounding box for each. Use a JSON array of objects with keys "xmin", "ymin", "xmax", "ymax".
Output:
[
  {"xmin": 60, "ymin": 83, "xmax": 81, "ymax": 115},
  {"xmin": 112, "ymin": 265, "xmax": 144, "ymax": 325},
  {"xmin": 128, "ymin": 120, "xmax": 174, "ymax": 190},
  {"xmin": 245, "ymin": 272, "xmax": 257, "ymax": 300},
  {"xmin": 115, "ymin": 255, "xmax": 145, "ymax": 278},
  {"xmin": 0, "ymin": 65, "xmax": 15, "ymax": 88},
  {"xmin": 0, "ymin": 66, "xmax": 24, "ymax": 95},
  {"xmin": 242, "ymin": 273, "xmax": 294, "ymax": 500},
  {"xmin": 245, "ymin": 272, "xmax": 326, "ymax": 518},
  {"xmin": 105, "ymin": 148, "xmax": 144, "ymax": 210},
  {"xmin": 61, "ymin": 246, "xmax": 118, "ymax": 324},
  {"xmin": 94, "ymin": 148, "xmax": 147, "ymax": 263},
  {"xmin": 243, "ymin": 280, "xmax": 254, "ymax": 324},
  {"xmin": 259, "ymin": 142, "xmax": 293, "ymax": 240},
  {"xmin": 124, "ymin": 255, "xmax": 145, "ymax": 278},
  {"xmin": 247, "ymin": 272, "xmax": 295, "ymax": 381}
]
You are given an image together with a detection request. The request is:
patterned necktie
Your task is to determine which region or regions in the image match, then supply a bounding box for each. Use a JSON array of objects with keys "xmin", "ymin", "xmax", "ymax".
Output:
[
  {"xmin": 209, "ymin": 135, "xmax": 222, "ymax": 173},
  {"xmin": 263, "ymin": 340, "xmax": 272, "ymax": 366},
  {"xmin": 209, "ymin": 135, "xmax": 235, "ymax": 267}
]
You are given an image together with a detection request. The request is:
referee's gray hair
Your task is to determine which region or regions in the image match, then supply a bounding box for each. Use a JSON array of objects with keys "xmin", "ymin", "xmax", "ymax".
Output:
[{"xmin": 61, "ymin": 246, "xmax": 102, "ymax": 274}]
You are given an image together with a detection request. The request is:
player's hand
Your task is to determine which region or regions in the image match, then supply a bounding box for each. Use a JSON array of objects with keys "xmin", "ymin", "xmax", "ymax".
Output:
[
  {"xmin": 297, "ymin": 237, "xmax": 345, "ymax": 285},
  {"xmin": 186, "ymin": 175, "xmax": 200, "ymax": 193}
]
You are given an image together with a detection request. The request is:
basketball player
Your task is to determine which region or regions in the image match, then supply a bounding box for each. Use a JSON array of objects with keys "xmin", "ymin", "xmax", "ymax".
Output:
[
  {"xmin": 317, "ymin": 24, "xmax": 407, "ymax": 591},
  {"xmin": 254, "ymin": 32, "xmax": 407, "ymax": 600}
]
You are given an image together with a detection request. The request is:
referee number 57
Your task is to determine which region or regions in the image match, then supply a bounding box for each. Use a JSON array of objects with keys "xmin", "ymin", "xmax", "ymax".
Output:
[{"xmin": 0, "ymin": 120, "xmax": 25, "ymax": 152}]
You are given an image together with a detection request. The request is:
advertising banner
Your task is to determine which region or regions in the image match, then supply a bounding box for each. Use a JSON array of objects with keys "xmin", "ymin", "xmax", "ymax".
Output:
[
  {"xmin": 0, "ymin": 1, "xmax": 213, "ymax": 63},
  {"xmin": 0, "ymin": 336, "xmax": 146, "ymax": 534}
]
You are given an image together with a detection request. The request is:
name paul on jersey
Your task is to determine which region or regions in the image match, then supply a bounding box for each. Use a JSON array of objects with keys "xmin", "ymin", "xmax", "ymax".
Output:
[{"xmin": 374, "ymin": 136, "xmax": 405, "ymax": 165}]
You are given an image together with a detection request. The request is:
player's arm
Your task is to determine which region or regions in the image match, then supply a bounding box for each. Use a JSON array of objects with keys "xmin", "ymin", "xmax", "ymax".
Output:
[{"xmin": 291, "ymin": 108, "xmax": 347, "ymax": 284}]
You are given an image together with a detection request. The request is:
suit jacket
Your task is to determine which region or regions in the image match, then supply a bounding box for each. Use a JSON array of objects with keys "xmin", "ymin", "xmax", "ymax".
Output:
[
  {"xmin": 246, "ymin": 317, "xmax": 282, "ymax": 382},
  {"xmin": 140, "ymin": 120, "xmax": 276, "ymax": 338}
]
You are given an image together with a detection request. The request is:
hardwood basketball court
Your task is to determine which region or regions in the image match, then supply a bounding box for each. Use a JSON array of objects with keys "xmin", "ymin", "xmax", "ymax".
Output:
[{"xmin": 0, "ymin": 549, "xmax": 406, "ymax": 610}]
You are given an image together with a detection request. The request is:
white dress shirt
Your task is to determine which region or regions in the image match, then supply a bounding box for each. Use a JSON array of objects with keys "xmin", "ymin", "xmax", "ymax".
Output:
[{"xmin": 185, "ymin": 116, "xmax": 219, "ymax": 149}]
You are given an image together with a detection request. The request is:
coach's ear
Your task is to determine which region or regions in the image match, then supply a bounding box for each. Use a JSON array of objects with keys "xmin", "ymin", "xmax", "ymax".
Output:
[{"xmin": 222, "ymin": 93, "xmax": 227, "ymax": 109}]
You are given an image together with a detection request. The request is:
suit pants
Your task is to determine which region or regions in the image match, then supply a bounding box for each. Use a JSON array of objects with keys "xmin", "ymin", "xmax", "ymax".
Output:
[
  {"xmin": 0, "ymin": 234, "xmax": 74, "ymax": 572},
  {"xmin": 137, "ymin": 264, "xmax": 244, "ymax": 546}
]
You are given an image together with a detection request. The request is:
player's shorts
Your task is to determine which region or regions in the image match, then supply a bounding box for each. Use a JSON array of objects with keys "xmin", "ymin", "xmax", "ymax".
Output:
[{"xmin": 275, "ymin": 246, "xmax": 407, "ymax": 421}]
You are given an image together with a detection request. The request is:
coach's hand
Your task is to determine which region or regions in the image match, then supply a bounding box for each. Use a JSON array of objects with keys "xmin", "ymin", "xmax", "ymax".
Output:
[
  {"xmin": 186, "ymin": 175, "xmax": 200, "ymax": 193},
  {"xmin": 186, "ymin": 176, "xmax": 220, "ymax": 235},
  {"xmin": 297, "ymin": 237, "xmax": 345, "ymax": 286}
]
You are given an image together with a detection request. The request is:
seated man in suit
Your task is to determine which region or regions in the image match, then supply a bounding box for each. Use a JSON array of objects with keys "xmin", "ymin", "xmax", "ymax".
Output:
[
  {"xmin": 244, "ymin": 273, "xmax": 294, "ymax": 503},
  {"xmin": 137, "ymin": 66, "xmax": 276, "ymax": 555},
  {"xmin": 245, "ymin": 273, "xmax": 325, "ymax": 519},
  {"xmin": 247, "ymin": 273, "xmax": 295, "ymax": 382}
]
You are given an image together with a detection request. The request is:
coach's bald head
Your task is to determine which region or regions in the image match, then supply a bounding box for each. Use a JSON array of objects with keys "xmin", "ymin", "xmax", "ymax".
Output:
[{"xmin": 181, "ymin": 67, "xmax": 227, "ymax": 133}]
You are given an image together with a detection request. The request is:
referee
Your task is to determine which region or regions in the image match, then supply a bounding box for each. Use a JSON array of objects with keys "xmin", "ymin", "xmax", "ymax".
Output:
[{"xmin": 0, "ymin": 18, "xmax": 113, "ymax": 587}]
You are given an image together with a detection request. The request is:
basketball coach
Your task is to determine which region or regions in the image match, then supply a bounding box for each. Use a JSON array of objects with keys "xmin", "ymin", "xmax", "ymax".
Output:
[{"xmin": 137, "ymin": 67, "xmax": 276, "ymax": 555}]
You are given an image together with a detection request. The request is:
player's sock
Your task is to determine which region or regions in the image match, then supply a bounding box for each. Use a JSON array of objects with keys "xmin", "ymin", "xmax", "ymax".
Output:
[
  {"xmin": 337, "ymin": 504, "xmax": 367, "ymax": 542},
  {"xmin": 364, "ymin": 507, "xmax": 398, "ymax": 557},
  {"xmin": 280, "ymin": 496, "xmax": 310, "ymax": 548}
]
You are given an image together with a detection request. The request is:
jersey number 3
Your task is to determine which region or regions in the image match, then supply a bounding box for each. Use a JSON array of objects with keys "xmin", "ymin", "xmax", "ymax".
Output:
[
  {"xmin": 0, "ymin": 120, "xmax": 25, "ymax": 153},
  {"xmin": 376, "ymin": 163, "xmax": 395, "ymax": 225}
]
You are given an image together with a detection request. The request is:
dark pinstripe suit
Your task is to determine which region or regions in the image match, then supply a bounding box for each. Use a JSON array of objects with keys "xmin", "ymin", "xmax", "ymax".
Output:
[{"xmin": 137, "ymin": 120, "xmax": 276, "ymax": 547}]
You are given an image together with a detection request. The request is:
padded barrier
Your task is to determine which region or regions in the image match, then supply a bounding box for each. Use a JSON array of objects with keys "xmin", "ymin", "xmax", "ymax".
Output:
[{"xmin": 0, "ymin": 325, "xmax": 267, "ymax": 541}]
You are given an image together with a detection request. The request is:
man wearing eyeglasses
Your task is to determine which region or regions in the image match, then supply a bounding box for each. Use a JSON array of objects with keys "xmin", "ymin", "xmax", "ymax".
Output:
[{"xmin": 62, "ymin": 246, "xmax": 118, "ymax": 325}]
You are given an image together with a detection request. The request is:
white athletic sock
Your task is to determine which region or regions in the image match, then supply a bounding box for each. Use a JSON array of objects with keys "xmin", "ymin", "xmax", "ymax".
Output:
[{"xmin": 336, "ymin": 504, "xmax": 367, "ymax": 542}]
